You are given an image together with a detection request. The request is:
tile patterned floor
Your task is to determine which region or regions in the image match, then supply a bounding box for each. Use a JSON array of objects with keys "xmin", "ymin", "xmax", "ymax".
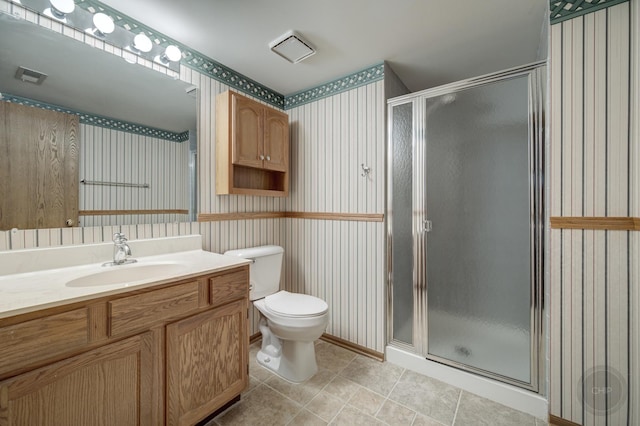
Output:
[{"xmin": 208, "ymin": 340, "xmax": 549, "ymax": 426}]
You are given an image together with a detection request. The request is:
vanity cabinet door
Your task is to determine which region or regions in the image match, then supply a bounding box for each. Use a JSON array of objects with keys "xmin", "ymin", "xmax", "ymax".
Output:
[
  {"xmin": 0, "ymin": 332, "xmax": 155, "ymax": 426},
  {"xmin": 166, "ymin": 299, "xmax": 248, "ymax": 426}
]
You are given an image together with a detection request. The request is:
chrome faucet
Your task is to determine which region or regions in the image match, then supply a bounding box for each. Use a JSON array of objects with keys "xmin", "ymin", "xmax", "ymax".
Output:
[{"xmin": 107, "ymin": 232, "xmax": 136, "ymax": 266}]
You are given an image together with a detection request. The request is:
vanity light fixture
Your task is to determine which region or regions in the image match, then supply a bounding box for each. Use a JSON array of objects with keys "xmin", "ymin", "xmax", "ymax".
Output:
[
  {"xmin": 43, "ymin": 0, "xmax": 75, "ymax": 22},
  {"xmin": 15, "ymin": 66, "xmax": 48, "ymax": 85},
  {"xmin": 86, "ymin": 12, "xmax": 115, "ymax": 38},
  {"xmin": 156, "ymin": 45, "xmax": 182, "ymax": 65},
  {"xmin": 124, "ymin": 33, "xmax": 153, "ymax": 64}
]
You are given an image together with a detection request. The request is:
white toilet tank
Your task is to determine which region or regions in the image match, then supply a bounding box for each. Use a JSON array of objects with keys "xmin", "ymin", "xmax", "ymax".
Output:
[{"xmin": 224, "ymin": 245, "xmax": 284, "ymax": 301}]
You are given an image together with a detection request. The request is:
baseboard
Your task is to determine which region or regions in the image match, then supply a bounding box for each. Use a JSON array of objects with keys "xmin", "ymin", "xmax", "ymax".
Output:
[
  {"xmin": 320, "ymin": 333, "xmax": 384, "ymax": 361},
  {"xmin": 250, "ymin": 332, "xmax": 384, "ymax": 361},
  {"xmin": 249, "ymin": 332, "xmax": 261, "ymax": 344},
  {"xmin": 549, "ymin": 414, "xmax": 581, "ymax": 426}
]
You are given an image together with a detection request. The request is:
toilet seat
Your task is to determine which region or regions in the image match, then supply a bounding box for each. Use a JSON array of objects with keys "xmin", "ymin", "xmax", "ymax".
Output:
[{"xmin": 264, "ymin": 290, "xmax": 328, "ymax": 318}]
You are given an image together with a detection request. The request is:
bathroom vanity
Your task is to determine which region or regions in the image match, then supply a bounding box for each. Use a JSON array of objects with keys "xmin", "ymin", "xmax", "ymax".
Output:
[{"xmin": 0, "ymin": 236, "xmax": 250, "ymax": 425}]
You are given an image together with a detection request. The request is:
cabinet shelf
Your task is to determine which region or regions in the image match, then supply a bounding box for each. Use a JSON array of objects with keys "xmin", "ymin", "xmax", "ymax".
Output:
[{"xmin": 215, "ymin": 90, "xmax": 289, "ymax": 197}]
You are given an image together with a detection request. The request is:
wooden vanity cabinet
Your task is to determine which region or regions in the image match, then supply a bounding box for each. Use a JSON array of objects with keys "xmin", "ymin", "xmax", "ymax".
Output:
[
  {"xmin": 0, "ymin": 332, "xmax": 155, "ymax": 426},
  {"xmin": 0, "ymin": 265, "xmax": 249, "ymax": 426},
  {"xmin": 166, "ymin": 268, "xmax": 249, "ymax": 425},
  {"xmin": 215, "ymin": 90, "xmax": 289, "ymax": 196}
]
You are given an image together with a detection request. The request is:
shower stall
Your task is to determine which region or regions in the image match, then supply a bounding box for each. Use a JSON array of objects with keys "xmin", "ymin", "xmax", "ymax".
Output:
[{"xmin": 386, "ymin": 62, "xmax": 546, "ymax": 395}]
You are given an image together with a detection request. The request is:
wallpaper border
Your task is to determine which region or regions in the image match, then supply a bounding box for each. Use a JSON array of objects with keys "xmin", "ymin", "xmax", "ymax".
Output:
[
  {"xmin": 2, "ymin": 94, "xmax": 190, "ymax": 142},
  {"xmin": 550, "ymin": 0, "xmax": 630, "ymax": 24}
]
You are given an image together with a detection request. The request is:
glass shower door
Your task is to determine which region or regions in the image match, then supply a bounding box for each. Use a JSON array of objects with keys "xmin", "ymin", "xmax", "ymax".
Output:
[{"xmin": 424, "ymin": 75, "xmax": 533, "ymax": 384}]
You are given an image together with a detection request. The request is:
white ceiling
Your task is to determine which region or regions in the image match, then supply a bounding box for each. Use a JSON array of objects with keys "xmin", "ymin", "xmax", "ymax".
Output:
[{"xmin": 100, "ymin": 0, "xmax": 549, "ymax": 96}]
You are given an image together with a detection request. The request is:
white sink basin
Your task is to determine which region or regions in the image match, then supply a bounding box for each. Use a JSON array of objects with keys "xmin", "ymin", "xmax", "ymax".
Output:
[{"xmin": 66, "ymin": 263, "xmax": 188, "ymax": 287}]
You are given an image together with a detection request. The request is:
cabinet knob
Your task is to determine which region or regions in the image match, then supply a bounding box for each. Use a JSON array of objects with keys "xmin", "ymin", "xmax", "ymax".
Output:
[
  {"xmin": 66, "ymin": 219, "xmax": 74, "ymax": 227},
  {"xmin": 260, "ymin": 155, "xmax": 265, "ymax": 160},
  {"xmin": 266, "ymin": 155, "xmax": 271, "ymax": 161}
]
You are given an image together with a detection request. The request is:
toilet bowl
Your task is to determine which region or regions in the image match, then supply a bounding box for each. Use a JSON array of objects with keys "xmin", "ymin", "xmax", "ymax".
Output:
[{"xmin": 224, "ymin": 246, "xmax": 329, "ymax": 383}]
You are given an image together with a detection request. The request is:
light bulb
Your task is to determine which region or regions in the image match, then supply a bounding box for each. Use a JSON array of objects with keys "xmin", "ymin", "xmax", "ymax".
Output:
[
  {"xmin": 156, "ymin": 45, "xmax": 182, "ymax": 65},
  {"xmin": 44, "ymin": 0, "xmax": 75, "ymax": 22},
  {"xmin": 164, "ymin": 45, "xmax": 182, "ymax": 62},
  {"xmin": 91, "ymin": 13, "xmax": 115, "ymax": 37},
  {"xmin": 132, "ymin": 33, "xmax": 153, "ymax": 53}
]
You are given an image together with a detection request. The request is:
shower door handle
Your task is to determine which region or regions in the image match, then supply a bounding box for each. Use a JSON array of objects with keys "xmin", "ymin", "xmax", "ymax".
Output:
[{"xmin": 423, "ymin": 219, "xmax": 432, "ymax": 233}]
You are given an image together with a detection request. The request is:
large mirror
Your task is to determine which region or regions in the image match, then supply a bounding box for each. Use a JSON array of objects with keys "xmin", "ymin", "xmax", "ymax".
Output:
[{"xmin": 0, "ymin": 11, "xmax": 197, "ymax": 230}]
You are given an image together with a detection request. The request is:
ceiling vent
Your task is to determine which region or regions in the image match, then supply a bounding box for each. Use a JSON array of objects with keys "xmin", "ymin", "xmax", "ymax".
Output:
[
  {"xmin": 269, "ymin": 30, "xmax": 315, "ymax": 64},
  {"xmin": 15, "ymin": 66, "xmax": 47, "ymax": 85}
]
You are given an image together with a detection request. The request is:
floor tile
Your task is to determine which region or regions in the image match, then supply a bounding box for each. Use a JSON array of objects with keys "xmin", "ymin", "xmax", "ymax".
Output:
[
  {"xmin": 347, "ymin": 387, "xmax": 385, "ymax": 416},
  {"xmin": 287, "ymin": 409, "xmax": 328, "ymax": 426},
  {"xmin": 306, "ymin": 390, "xmax": 347, "ymax": 422},
  {"xmin": 215, "ymin": 384, "xmax": 301, "ymax": 426},
  {"xmin": 329, "ymin": 405, "xmax": 385, "ymax": 426},
  {"xmin": 454, "ymin": 391, "xmax": 537, "ymax": 426},
  {"xmin": 315, "ymin": 340, "xmax": 358, "ymax": 373},
  {"xmin": 216, "ymin": 339, "xmax": 539, "ymax": 426},
  {"xmin": 388, "ymin": 370, "xmax": 460, "ymax": 425},
  {"xmin": 265, "ymin": 368, "xmax": 335, "ymax": 405},
  {"xmin": 412, "ymin": 413, "xmax": 447, "ymax": 426},
  {"xmin": 339, "ymin": 355, "xmax": 404, "ymax": 396},
  {"xmin": 375, "ymin": 399, "xmax": 417, "ymax": 426},
  {"xmin": 323, "ymin": 375, "xmax": 362, "ymax": 401},
  {"xmin": 246, "ymin": 375, "xmax": 260, "ymax": 393}
]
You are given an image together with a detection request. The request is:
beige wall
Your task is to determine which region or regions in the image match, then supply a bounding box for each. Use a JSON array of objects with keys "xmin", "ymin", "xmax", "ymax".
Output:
[
  {"xmin": 0, "ymin": 1, "xmax": 386, "ymax": 348},
  {"xmin": 285, "ymin": 81, "xmax": 386, "ymax": 352},
  {"xmin": 549, "ymin": 2, "xmax": 637, "ymax": 424},
  {"xmin": 79, "ymin": 124, "xmax": 190, "ymax": 227}
]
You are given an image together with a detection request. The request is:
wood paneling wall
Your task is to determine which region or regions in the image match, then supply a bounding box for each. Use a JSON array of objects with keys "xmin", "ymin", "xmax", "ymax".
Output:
[
  {"xmin": 549, "ymin": 2, "xmax": 636, "ymax": 424},
  {"xmin": 285, "ymin": 81, "xmax": 386, "ymax": 352},
  {"xmin": 79, "ymin": 125, "xmax": 190, "ymax": 227}
]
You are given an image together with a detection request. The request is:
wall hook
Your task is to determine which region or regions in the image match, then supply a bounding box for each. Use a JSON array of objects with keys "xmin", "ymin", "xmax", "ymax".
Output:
[{"xmin": 361, "ymin": 163, "xmax": 371, "ymax": 178}]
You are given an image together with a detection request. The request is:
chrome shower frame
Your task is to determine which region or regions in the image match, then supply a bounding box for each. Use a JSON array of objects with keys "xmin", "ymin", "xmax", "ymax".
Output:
[{"xmin": 386, "ymin": 61, "xmax": 547, "ymax": 393}]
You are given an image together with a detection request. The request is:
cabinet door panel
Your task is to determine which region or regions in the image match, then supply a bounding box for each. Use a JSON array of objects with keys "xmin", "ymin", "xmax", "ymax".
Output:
[
  {"xmin": 166, "ymin": 300, "xmax": 248, "ymax": 426},
  {"xmin": 232, "ymin": 95, "xmax": 263, "ymax": 169},
  {"xmin": 263, "ymin": 109, "xmax": 289, "ymax": 172},
  {"xmin": 0, "ymin": 333, "xmax": 154, "ymax": 426},
  {"xmin": 210, "ymin": 267, "xmax": 249, "ymax": 308},
  {"xmin": 109, "ymin": 280, "xmax": 200, "ymax": 337},
  {"xmin": 0, "ymin": 308, "xmax": 88, "ymax": 378}
]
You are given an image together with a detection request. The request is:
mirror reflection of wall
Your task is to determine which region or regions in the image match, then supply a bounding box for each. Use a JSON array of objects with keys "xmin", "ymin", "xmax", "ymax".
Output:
[{"xmin": 0, "ymin": 11, "xmax": 197, "ymax": 230}]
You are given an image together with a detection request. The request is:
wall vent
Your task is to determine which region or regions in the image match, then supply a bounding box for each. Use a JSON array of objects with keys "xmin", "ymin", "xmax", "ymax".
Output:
[
  {"xmin": 15, "ymin": 66, "xmax": 47, "ymax": 85},
  {"xmin": 269, "ymin": 30, "xmax": 315, "ymax": 64}
]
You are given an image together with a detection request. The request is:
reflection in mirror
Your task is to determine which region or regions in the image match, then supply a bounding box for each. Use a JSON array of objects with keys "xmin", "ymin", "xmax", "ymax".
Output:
[{"xmin": 0, "ymin": 12, "xmax": 197, "ymax": 230}]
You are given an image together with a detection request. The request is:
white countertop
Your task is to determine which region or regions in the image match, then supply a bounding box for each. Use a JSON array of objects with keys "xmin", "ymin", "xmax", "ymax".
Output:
[{"xmin": 0, "ymin": 237, "xmax": 250, "ymax": 320}]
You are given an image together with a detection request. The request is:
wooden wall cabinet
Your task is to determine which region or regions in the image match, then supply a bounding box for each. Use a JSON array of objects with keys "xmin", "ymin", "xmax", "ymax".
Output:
[
  {"xmin": 216, "ymin": 90, "xmax": 289, "ymax": 196},
  {"xmin": 0, "ymin": 266, "xmax": 249, "ymax": 426}
]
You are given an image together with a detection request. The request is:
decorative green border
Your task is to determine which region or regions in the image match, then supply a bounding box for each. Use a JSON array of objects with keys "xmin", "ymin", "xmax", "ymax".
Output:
[
  {"xmin": 550, "ymin": 0, "xmax": 629, "ymax": 24},
  {"xmin": 285, "ymin": 63, "xmax": 385, "ymax": 109},
  {"xmin": 76, "ymin": 0, "xmax": 285, "ymax": 108},
  {"xmin": 2, "ymin": 94, "xmax": 189, "ymax": 142}
]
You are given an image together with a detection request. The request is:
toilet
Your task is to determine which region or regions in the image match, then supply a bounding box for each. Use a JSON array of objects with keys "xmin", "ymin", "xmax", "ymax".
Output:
[{"xmin": 224, "ymin": 245, "xmax": 329, "ymax": 383}]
